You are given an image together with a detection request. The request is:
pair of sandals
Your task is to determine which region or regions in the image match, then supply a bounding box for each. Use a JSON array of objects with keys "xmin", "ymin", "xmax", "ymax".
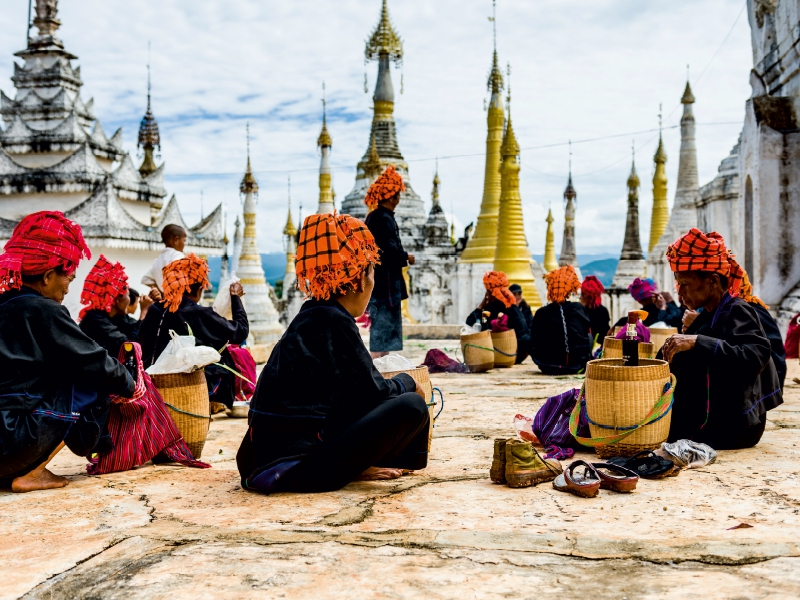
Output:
[
  {"xmin": 607, "ymin": 450, "xmax": 680, "ymax": 479},
  {"xmin": 553, "ymin": 460, "xmax": 639, "ymax": 498}
]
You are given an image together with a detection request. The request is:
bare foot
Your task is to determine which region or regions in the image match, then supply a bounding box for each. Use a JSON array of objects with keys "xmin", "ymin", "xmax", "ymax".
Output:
[
  {"xmin": 11, "ymin": 468, "xmax": 69, "ymax": 493},
  {"xmin": 356, "ymin": 466, "xmax": 403, "ymax": 481}
]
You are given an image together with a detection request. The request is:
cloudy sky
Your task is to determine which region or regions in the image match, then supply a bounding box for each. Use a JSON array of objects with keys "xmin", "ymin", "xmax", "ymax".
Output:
[{"xmin": 0, "ymin": 0, "xmax": 752, "ymax": 257}]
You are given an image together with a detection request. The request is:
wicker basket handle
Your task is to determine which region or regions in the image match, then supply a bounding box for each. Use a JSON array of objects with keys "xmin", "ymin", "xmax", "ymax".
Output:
[{"xmin": 568, "ymin": 374, "xmax": 677, "ymax": 448}]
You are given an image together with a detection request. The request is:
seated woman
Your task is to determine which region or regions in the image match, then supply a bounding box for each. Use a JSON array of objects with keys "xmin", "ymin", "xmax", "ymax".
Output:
[
  {"xmin": 140, "ymin": 254, "xmax": 249, "ymax": 409},
  {"xmin": 579, "ymin": 275, "xmax": 609, "ymax": 344},
  {"xmin": 78, "ymin": 255, "xmax": 143, "ymax": 358},
  {"xmin": 529, "ymin": 265, "xmax": 591, "ymax": 375},
  {"xmin": 661, "ymin": 228, "xmax": 782, "ymax": 449},
  {"xmin": 614, "ymin": 277, "xmax": 683, "ymax": 332},
  {"xmin": 466, "ymin": 271, "xmax": 530, "ymax": 362},
  {"xmin": 237, "ymin": 213, "xmax": 429, "ymax": 494},
  {"xmin": 0, "ymin": 212, "xmax": 134, "ymax": 492}
]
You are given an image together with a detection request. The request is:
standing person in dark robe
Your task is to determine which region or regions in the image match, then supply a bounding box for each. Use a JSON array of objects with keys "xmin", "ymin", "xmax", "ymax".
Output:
[
  {"xmin": 466, "ymin": 271, "xmax": 530, "ymax": 363},
  {"xmin": 79, "ymin": 256, "xmax": 143, "ymax": 359},
  {"xmin": 0, "ymin": 212, "xmax": 134, "ymax": 493},
  {"xmin": 529, "ymin": 265, "xmax": 591, "ymax": 375},
  {"xmin": 614, "ymin": 277, "xmax": 683, "ymax": 332},
  {"xmin": 140, "ymin": 254, "xmax": 249, "ymax": 409},
  {"xmin": 237, "ymin": 213, "xmax": 429, "ymax": 494},
  {"xmin": 363, "ymin": 165, "xmax": 415, "ymax": 359},
  {"xmin": 579, "ymin": 275, "xmax": 609, "ymax": 345},
  {"xmin": 661, "ymin": 228, "xmax": 782, "ymax": 449},
  {"xmin": 509, "ymin": 284, "xmax": 534, "ymax": 332}
]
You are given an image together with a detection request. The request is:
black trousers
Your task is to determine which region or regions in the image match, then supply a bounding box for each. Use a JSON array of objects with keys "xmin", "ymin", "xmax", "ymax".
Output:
[{"xmin": 277, "ymin": 393, "xmax": 430, "ymax": 493}]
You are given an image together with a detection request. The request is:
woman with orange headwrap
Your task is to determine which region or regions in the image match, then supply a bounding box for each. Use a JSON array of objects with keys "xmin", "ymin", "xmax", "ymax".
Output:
[
  {"xmin": 466, "ymin": 271, "xmax": 530, "ymax": 362},
  {"xmin": 140, "ymin": 253, "xmax": 250, "ymax": 408},
  {"xmin": 237, "ymin": 213, "xmax": 429, "ymax": 494},
  {"xmin": 363, "ymin": 165, "xmax": 415, "ymax": 358},
  {"xmin": 0, "ymin": 212, "xmax": 134, "ymax": 493},
  {"xmin": 526, "ymin": 265, "xmax": 592, "ymax": 375},
  {"xmin": 660, "ymin": 228, "xmax": 782, "ymax": 448}
]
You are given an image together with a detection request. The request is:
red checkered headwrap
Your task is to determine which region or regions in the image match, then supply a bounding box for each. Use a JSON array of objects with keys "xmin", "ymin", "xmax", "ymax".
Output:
[
  {"xmin": 0, "ymin": 211, "xmax": 90, "ymax": 292},
  {"xmin": 666, "ymin": 228, "xmax": 744, "ymax": 297},
  {"xmin": 79, "ymin": 255, "xmax": 129, "ymax": 320},
  {"xmin": 546, "ymin": 265, "xmax": 581, "ymax": 304},
  {"xmin": 162, "ymin": 254, "xmax": 210, "ymax": 312},
  {"xmin": 581, "ymin": 275, "xmax": 604, "ymax": 308},
  {"xmin": 483, "ymin": 271, "xmax": 516, "ymax": 308},
  {"xmin": 295, "ymin": 212, "xmax": 380, "ymax": 300},
  {"xmin": 364, "ymin": 165, "xmax": 405, "ymax": 211}
]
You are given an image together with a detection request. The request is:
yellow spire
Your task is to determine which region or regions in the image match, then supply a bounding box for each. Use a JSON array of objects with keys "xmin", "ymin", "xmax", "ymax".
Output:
[
  {"xmin": 317, "ymin": 82, "xmax": 332, "ymax": 148},
  {"xmin": 543, "ymin": 208, "xmax": 558, "ymax": 272},
  {"xmin": 316, "ymin": 83, "xmax": 335, "ymax": 215},
  {"xmin": 363, "ymin": 132, "xmax": 382, "ymax": 181},
  {"xmin": 492, "ymin": 105, "xmax": 542, "ymax": 308},
  {"xmin": 366, "ymin": 0, "xmax": 403, "ymax": 63},
  {"xmin": 240, "ymin": 123, "xmax": 258, "ymax": 194},
  {"xmin": 460, "ymin": 30, "xmax": 505, "ymax": 264},
  {"xmin": 283, "ymin": 179, "xmax": 297, "ymax": 237},
  {"xmin": 648, "ymin": 107, "xmax": 668, "ymax": 254},
  {"xmin": 450, "ymin": 221, "xmax": 456, "ymax": 245}
]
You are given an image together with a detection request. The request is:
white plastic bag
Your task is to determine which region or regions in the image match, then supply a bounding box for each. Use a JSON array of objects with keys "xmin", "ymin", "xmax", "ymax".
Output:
[
  {"xmin": 372, "ymin": 353, "xmax": 416, "ymax": 373},
  {"xmin": 145, "ymin": 330, "xmax": 221, "ymax": 375},
  {"xmin": 212, "ymin": 272, "xmax": 240, "ymax": 319}
]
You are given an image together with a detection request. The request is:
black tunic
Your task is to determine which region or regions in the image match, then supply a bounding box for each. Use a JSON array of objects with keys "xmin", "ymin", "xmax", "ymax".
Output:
[
  {"xmin": 365, "ymin": 206, "xmax": 408, "ymax": 305},
  {"xmin": 585, "ymin": 304, "xmax": 611, "ymax": 341},
  {"xmin": 663, "ymin": 293, "xmax": 782, "ymax": 449},
  {"xmin": 466, "ymin": 299, "xmax": 530, "ymax": 345},
  {"xmin": 530, "ymin": 301, "xmax": 592, "ymax": 375},
  {"xmin": 519, "ymin": 300, "xmax": 534, "ymax": 333},
  {"xmin": 0, "ymin": 287, "xmax": 134, "ymax": 477},
  {"xmin": 79, "ymin": 310, "xmax": 140, "ymax": 359},
  {"xmin": 236, "ymin": 298, "xmax": 416, "ymax": 483},
  {"xmin": 751, "ymin": 303, "xmax": 787, "ymax": 390}
]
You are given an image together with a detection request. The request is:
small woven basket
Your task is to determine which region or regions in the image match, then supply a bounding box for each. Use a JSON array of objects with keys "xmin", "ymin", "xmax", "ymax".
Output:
[
  {"xmin": 460, "ymin": 330, "xmax": 494, "ymax": 372},
  {"xmin": 381, "ymin": 366, "xmax": 440, "ymax": 451},
  {"xmin": 584, "ymin": 358, "xmax": 672, "ymax": 458},
  {"xmin": 602, "ymin": 336, "xmax": 655, "ymax": 360},
  {"xmin": 152, "ymin": 370, "xmax": 210, "ymax": 459},
  {"xmin": 649, "ymin": 327, "xmax": 678, "ymax": 353},
  {"xmin": 490, "ymin": 329, "xmax": 517, "ymax": 368}
]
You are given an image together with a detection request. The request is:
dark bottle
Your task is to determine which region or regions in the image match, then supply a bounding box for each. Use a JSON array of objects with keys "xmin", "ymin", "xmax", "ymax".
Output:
[
  {"xmin": 621, "ymin": 311, "xmax": 639, "ymax": 366},
  {"xmin": 123, "ymin": 342, "xmax": 138, "ymax": 379}
]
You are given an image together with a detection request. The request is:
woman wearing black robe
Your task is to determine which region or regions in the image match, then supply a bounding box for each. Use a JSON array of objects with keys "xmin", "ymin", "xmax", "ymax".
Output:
[{"xmin": 466, "ymin": 272, "xmax": 530, "ymax": 363}]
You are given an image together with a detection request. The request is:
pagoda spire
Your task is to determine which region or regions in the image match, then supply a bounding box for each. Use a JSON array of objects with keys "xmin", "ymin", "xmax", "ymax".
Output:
[
  {"xmin": 137, "ymin": 52, "xmax": 161, "ymax": 177},
  {"xmin": 460, "ymin": 0, "xmax": 505, "ymax": 264},
  {"xmin": 431, "ymin": 162, "xmax": 441, "ymax": 208},
  {"xmin": 316, "ymin": 82, "xmax": 335, "ymax": 215},
  {"xmin": 543, "ymin": 208, "xmax": 558, "ymax": 273},
  {"xmin": 558, "ymin": 142, "xmax": 578, "ymax": 269},
  {"xmin": 612, "ymin": 145, "xmax": 646, "ymax": 288},
  {"xmin": 648, "ymin": 104, "xmax": 668, "ymax": 254},
  {"xmin": 282, "ymin": 176, "xmax": 298, "ymax": 299},
  {"xmin": 493, "ymin": 98, "xmax": 542, "ymax": 308}
]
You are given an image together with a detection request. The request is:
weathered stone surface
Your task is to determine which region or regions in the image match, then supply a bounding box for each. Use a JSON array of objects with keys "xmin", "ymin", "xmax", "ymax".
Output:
[{"xmin": 4, "ymin": 343, "xmax": 800, "ymax": 599}]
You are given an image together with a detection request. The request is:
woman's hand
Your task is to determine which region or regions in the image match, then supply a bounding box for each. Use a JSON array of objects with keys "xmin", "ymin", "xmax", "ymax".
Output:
[
  {"xmin": 407, "ymin": 253, "xmax": 416, "ymax": 265},
  {"xmin": 230, "ymin": 282, "xmax": 245, "ymax": 297},
  {"xmin": 682, "ymin": 309, "xmax": 699, "ymax": 329},
  {"xmin": 662, "ymin": 334, "xmax": 698, "ymax": 363},
  {"xmin": 148, "ymin": 287, "xmax": 162, "ymax": 302}
]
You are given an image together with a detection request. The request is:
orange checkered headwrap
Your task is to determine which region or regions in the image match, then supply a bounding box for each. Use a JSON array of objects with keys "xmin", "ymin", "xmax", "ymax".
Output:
[
  {"xmin": 482, "ymin": 271, "xmax": 516, "ymax": 308},
  {"xmin": 364, "ymin": 165, "xmax": 405, "ymax": 211},
  {"xmin": 162, "ymin": 253, "xmax": 210, "ymax": 312},
  {"xmin": 0, "ymin": 211, "xmax": 90, "ymax": 292},
  {"xmin": 666, "ymin": 228, "xmax": 744, "ymax": 297},
  {"xmin": 295, "ymin": 212, "xmax": 380, "ymax": 300},
  {"xmin": 741, "ymin": 271, "xmax": 768, "ymax": 310},
  {"xmin": 79, "ymin": 255, "xmax": 129, "ymax": 320},
  {"xmin": 546, "ymin": 265, "xmax": 581, "ymax": 304}
]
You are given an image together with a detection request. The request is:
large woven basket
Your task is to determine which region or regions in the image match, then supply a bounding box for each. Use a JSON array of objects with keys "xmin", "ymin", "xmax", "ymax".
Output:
[
  {"xmin": 152, "ymin": 370, "xmax": 210, "ymax": 459},
  {"xmin": 583, "ymin": 358, "xmax": 673, "ymax": 458},
  {"xmin": 460, "ymin": 330, "xmax": 494, "ymax": 372},
  {"xmin": 649, "ymin": 327, "xmax": 678, "ymax": 353},
  {"xmin": 381, "ymin": 366, "xmax": 441, "ymax": 452},
  {"xmin": 490, "ymin": 329, "xmax": 517, "ymax": 368},
  {"xmin": 602, "ymin": 336, "xmax": 655, "ymax": 360}
]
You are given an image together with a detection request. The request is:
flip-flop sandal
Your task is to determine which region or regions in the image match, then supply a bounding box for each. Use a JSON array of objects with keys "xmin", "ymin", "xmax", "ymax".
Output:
[
  {"xmin": 606, "ymin": 451, "xmax": 675, "ymax": 480},
  {"xmin": 552, "ymin": 460, "xmax": 601, "ymax": 498},
  {"xmin": 592, "ymin": 462, "xmax": 639, "ymax": 492}
]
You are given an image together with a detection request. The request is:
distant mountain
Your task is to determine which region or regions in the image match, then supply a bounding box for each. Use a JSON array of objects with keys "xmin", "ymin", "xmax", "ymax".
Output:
[
  {"xmin": 207, "ymin": 253, "xmax": 286, "ymax": 290},
  {"xmin": 579, "ymin": 258, "xmax": 618, "ymax": 288}
]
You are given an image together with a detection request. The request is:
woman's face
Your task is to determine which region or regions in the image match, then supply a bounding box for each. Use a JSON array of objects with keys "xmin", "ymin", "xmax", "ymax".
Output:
[{"xmin": 674, "ymin": 272, "xmax": 717, "ymax": 310}]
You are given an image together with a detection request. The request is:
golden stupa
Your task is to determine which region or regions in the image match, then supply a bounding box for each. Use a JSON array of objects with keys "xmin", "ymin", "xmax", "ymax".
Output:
[
  {"xmin": 543, "ymin": 208, "xmax": 559, "ymax": 273},
  {"xmin": 648, "ymin": 111, "xmax": 669, "ymax": 254}
]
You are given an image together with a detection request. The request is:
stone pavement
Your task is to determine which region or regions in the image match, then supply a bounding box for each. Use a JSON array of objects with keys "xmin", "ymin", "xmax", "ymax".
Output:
[{"xmin": 2, "ymin": 340, "xmax": 800, "ymax": 599}]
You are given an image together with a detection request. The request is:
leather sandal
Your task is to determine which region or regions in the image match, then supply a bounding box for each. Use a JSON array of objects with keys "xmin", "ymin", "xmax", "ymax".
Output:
[
  {"xmin": 552, "ymin": 460, "xmax": 601, "ymax": 498},
  {"xmin": 606, "ymin": 451, "xmax": 677, "ymax": 480},
  {"xmin": 592, "ymin": 462, "xmax": 639, "ymax": 492}
]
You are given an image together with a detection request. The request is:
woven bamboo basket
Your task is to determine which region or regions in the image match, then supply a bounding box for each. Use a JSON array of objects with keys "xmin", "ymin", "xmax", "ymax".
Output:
[
  {"xmin": 491, "ymin": 329, "xmax": 517, "ymax": 368},
  {"xmin": 649, "ymin": 327, "xmax": 678, "ymax": 353},
  {"xmin": 460, "ymin": 330, "xmax": 494, "ymax": 372},
  {"xmin": 602, "ymin": 336, "xmax": 655, "ymax": 360},
  {"xmin": 152, "ymin": 370, "xmax": 210, "ymax": 459},
  {"xmin": 584, "ymin": 358, "xmax": 672, "ymax": 458},
  {"xmin": 381, "ymin": 366, "xmax": 440, "ymax": 451}
]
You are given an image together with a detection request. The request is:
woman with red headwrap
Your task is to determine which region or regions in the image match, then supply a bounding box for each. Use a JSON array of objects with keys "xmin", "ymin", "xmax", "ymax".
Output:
[
  {"xmin": 660, "ymin": 228, "xmax": 782, "ymax": 449},
  {"xmin": 579, "ymin": 275, "xmax": 610, "ymax": 341},
  {"xmin": 0, "ymin": 212, "xmax": 134, "ymax": 492},
  {"xmin": 466, "ymin": 271, "xmax": 530, "ymax": 362},
  {"xmin": 237, "ymin": 213, "xmax": 429, "ymax": 494}
]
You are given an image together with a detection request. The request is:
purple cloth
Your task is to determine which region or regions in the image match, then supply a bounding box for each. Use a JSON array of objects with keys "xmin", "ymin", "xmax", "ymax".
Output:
[
  {"xmin": 629, "ymin": 277, "xmax": 658, "ymax": 302},
  {"xmin": 614, "ymin": 320, "xmax": 651, "ymax": 343},
  {"xmin": 423, "ymin": 349, "xmax": 469, "ymax": 374},
  {"xmin": 531, "ymin": 388, "xmax": 589, "ymax": 459}
]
